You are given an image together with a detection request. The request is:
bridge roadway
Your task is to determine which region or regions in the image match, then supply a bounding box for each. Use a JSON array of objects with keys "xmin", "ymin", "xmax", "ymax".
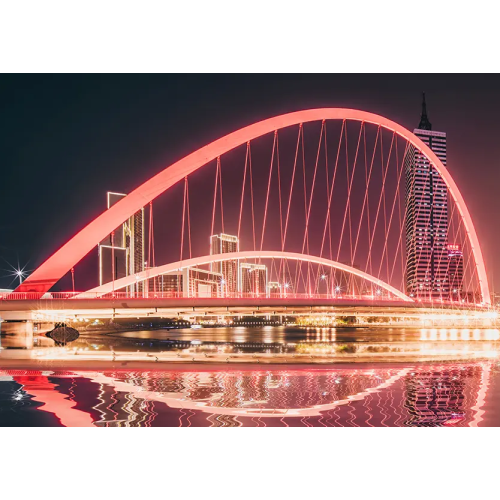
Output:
[{"xmin": 0, "ymin": 296, "xmax": 489, "ymax": 321}]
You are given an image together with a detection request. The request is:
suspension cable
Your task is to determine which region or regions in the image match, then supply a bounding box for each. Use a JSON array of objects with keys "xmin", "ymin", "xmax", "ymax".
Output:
[
  {"xmin": 259, "ymin": 130, "xmax": 277, "ymax": 252},
  {"xmin": 180, "ymin": 176, "xmax": 187, "ymax": 261},
  {"xmin": 237, "ymin": 142, "xmax": 250, "ymax": 242},
  {"xmin": 218, "ymin": 156, "xmax": 225, "ymax": 234},
  {"xmin": 210, "ymin": 158, "xmax": 219, "ymax": 239}
]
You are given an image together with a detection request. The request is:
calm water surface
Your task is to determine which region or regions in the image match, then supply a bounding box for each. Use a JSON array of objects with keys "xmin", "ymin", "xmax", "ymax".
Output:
[{"xmin": 80, "ymin": 325, "xmax": 500, "ymax": 350}]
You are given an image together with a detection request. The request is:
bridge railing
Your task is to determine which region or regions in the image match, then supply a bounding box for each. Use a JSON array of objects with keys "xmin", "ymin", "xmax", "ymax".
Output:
[
  {"xmin": 0, "ymin": 291, "xmax": 395, "ymax": 300},
  {"xmin": 0, "ymin": 290, "xmax": 488, "ymax": 308}
]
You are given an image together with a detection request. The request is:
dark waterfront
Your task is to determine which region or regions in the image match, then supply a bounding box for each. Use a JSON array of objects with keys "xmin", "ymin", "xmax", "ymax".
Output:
[{"xmin": 1, "ymin": 326, "xmax": 500, "ymax": 427}]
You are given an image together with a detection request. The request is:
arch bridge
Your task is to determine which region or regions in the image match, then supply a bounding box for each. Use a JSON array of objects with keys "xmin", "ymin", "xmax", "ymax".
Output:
[{"xmin": 3, "ymin": 108, "xmax": 491, "ymax": 317}]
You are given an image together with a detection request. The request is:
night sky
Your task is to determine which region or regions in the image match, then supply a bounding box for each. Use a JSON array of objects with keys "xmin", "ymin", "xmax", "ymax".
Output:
[{"xmin": 1, "ymin": 75, "xmax": 499, "ymax": 292}]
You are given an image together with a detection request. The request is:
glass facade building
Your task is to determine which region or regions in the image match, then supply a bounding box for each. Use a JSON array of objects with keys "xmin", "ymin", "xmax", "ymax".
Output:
[{"xmin": 405, "ymin": 95, "xmax": 449, "ymax": 300}]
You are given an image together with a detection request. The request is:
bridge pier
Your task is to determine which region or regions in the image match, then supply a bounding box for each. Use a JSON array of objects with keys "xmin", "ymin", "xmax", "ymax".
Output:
[{"xmin": 0, "ymin": 319, "xmax": 34, "ymax": 349}]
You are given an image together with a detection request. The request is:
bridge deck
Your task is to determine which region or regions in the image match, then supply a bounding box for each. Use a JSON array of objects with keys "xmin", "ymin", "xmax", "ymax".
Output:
[{"xmin": 0, "ymin": 297, "xmax": 490, "ymax": 321}]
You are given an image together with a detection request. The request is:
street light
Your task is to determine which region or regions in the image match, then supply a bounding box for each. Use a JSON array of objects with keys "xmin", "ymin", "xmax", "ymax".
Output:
[
  {"xmin": 16, "ymin": 269, "xmax": 24, "ymax": 285},
  {"xmin": 320, "ymin": 274, "xmax": 329, "ymax": 298}
]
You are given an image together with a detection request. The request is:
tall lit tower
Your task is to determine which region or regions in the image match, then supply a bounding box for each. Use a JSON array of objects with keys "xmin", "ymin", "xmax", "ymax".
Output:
[
  {"xmin": 210, "ymin": 233, "xmax": 239, "ymax": 295},
  {"xmin": 405, "ymin": 94, "xmax": 449, "ymax": 300},
  {"xmin": 98, "ymin": 192, "xmax": 144, "ymax": 294},
  {"xmin": 447, "ymin": 244, "xmax": 464, "ymax": 300},
  {"xmin": 240, "ymin": 263, "xmax": 268, "ymax": 296}
]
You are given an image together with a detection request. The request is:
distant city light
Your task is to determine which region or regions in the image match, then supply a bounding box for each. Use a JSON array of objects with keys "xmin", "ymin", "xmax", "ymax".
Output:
[
  {"xmin": 321, "ymin": 274, "xmax": 326, "ymax": 280},
  {"xmin": 335, "ymin": 286, "xmax": 341, "ymax": 293},
  {"xmin": 284, "ymin": 283, "xmax": 290, "ymax": 289}
]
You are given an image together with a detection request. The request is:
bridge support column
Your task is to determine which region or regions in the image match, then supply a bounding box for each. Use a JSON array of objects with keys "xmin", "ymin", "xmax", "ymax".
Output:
[{"xmin": 0, "ymin": 320, "xmax": 34, "ymax": 349}]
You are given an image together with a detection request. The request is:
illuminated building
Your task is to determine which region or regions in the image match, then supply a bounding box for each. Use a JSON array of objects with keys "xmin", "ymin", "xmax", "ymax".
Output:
[
  {"xmin": 268, "ymin": 281, "xmax": 281, "ymax": 297},
  {"xmin": 403, "ymin": 366, "xmax": 482, "ymax": 426},
  {"xmin": 147, "ymin": 272, "xmax": 183, "ymax": 296},
  {"xmin": 98, "ymin": 246, "xmax": 128, "ymax": 285},
  {"xmin": 447, "ymin": 244, "xmax": 464, "ymax": 300},
  {"xmin": 210, "ymin": 233, "xmax": 239, "ymax": 295},
  {"xmin": 98, "ymin": 192, "xmax": 145, "ymax": 294},
  {"xmin": 239, "ymin": 263, "xmax": 267, "ymax": 296},
  {"xmin": 405, "ymin": 94, "xmax": 449, "ymax": 300},
  {"xmin": 182, "ymin": 267, "xmax": 223, "ymax": 297}
]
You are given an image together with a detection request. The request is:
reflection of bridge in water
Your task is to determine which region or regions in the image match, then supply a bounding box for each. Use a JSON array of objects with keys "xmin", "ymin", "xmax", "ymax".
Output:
[{"xmin": 1, "ymin": 363, "xmax": 492, "ymax": 426}]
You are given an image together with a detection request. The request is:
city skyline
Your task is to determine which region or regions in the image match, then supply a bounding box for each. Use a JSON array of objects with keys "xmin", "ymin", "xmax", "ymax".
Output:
[{"xmin": 1, "ymin": 75, "xmax": 499, "ymax": 296}]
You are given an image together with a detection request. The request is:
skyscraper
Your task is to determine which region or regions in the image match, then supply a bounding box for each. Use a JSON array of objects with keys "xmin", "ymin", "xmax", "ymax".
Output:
[
  {"xmin": 268, "ymin": 282, "xmax": 282, "ymax": 297},
  {"xmin": 240, "ymin": 263, "xmax": 268, "ymax": 296},
  {"xmin": 447, "ymin": 244, "xmax": 464, "ymax": 300},
  {"xmin": 148, "ymin": 272, "xmax": 183, "ymax": 296},
  {"xmin": 182, "ymin": 267, "xmax": 223, "ymax": 297},
  {"xmin": 210, "ymin": 233, "xmax": 239, "ymax": 295},
  {"xmin": 98, "ymin": 192, "xmax": 145, "ymax": 294},
  {"xmin": 405, "ymin": 94, "xmax": 449, "ymax": 300}
]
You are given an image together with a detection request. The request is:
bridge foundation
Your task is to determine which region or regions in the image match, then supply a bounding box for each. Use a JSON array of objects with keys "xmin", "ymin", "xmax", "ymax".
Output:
[{"xmin": 0, "ymin": 319, "xmax": 34, "ymax": 349}]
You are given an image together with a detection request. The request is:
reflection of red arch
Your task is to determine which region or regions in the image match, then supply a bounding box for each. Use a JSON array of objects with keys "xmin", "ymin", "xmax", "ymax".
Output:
[
  {"xmin": 11, "ymin": 374, "xmax": 94, "ymax": 427},
  {"xmin": 16, "ymin": 108, "xmax": 490, "ymax": 304},
  {"xmin": 85, "ymin": 368, "xmax": 411, "ymax": 418},
  {"xmin": 83, "ymin": 250, "xmax": 413, "ymax": 302}
]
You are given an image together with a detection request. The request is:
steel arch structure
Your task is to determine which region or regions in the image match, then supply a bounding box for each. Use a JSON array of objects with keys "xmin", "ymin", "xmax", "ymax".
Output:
[
  {"xmin": 16, "ymin": 108, "xmax": 490, "ymax": 304},
  {"xmin": 82, "ymin": 250, "xmax": 413, "ymax": 301}
]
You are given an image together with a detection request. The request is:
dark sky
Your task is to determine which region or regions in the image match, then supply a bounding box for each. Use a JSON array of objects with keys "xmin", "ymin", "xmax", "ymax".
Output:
[{"xmin": 1, "ymin": 74, "xmax": 499, "ymax": 292}]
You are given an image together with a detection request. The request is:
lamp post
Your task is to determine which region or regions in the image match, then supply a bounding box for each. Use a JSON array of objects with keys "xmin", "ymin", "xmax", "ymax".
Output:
[
  {"xmin": 16, "ymin": 269, "xmax": 24, "ymax": 286},
  {"xmin": 320, "ymin": 274, "xmax": 328, "ymax": 298}
]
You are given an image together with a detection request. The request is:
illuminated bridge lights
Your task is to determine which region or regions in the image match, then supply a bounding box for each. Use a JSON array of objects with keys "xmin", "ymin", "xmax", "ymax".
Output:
[{"xmin": 3, "ymin": 108, "xmax": 492, "ymax": 313}]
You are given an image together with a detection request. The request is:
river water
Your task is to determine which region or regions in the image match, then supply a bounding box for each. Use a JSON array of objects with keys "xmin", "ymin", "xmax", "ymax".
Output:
[{"xmin": 1, "ymin": 326, "xmax": 500, "ymax": 427}]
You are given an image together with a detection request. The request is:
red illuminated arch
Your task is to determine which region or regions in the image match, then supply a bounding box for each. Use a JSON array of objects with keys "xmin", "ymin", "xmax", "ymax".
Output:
[
  {"xmin": 82, "ymin": 250, "xmax": 413, "ymax": 302},
  {"xmin": 16, "ymin": 109, "xmax": 491, "ymax": 304}
]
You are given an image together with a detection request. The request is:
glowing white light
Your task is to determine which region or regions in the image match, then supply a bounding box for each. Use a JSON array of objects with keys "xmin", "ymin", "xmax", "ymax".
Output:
[{"xmin": 321, "ymin": 274, "xmax": 326, "ymax": 280}]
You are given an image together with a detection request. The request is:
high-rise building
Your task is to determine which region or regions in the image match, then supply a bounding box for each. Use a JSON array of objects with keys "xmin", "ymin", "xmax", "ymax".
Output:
[
  {"xmin": 147, "ymin": 272, "xmax": 183, "ymax": 296},
  {"xmin": 268, "ymin": 281, "xmax": 282, "ymax": 297},
  {"xmin": 240, "ymin": 263, "xmax": 268, "ymax": 296},
  {"xmin": 98, "ymin": 192, "xmax": 145, "ymax": 294},
  {"xmin": 405, "ymin": 94, "xmax": 449, "ymax": 300},
  {"xmin": 447, "ymin": 244, "xmax": 464, "ymax": 300},
  {"xmin": 210, "ymin": 233, "xmax": 239, "ymax": 295},
  {"xmin": 98, "ymin": 245, "xmax": 128, "ymax": 286},
  {"xmin": 182, "ymin": 267, "xmax": 223, "ymax": 297}
]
